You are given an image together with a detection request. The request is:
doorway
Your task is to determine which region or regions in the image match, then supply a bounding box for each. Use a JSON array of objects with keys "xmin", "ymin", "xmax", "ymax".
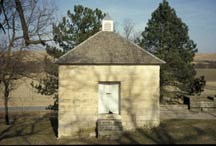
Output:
[{"xmin": 98, "ymin": 82, "xmax": 120, "ymax": 114}]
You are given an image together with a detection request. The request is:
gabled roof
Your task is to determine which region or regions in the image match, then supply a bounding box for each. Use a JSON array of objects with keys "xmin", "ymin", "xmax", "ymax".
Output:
[{"xmin": 56, "ymin": 31, "xmax": 165, "ymax": 65}]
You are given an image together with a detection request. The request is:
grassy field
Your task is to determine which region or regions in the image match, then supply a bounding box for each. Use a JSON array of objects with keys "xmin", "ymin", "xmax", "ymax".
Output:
[
  {"xmin": 195, "ymin": 68, "xmax": 216, "ymax": 96},
  {"xmin": 194, "ymin": 53, "xmax": 216, "ymax": 62},
  {"xmin": 0, "ymin": 76, "xmax": 53, "ymax": 107},
  {"xmin": 196, "ymin": 68, "xmax": 216, "ymax": 82},
  {"xmin": 0, "ymin": 112, "xmax": 216, "ymax": 144}
]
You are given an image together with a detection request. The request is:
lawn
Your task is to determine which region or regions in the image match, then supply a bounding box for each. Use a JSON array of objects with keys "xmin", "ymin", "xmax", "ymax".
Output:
[{"xmin": 0, "ymin": 112, "xmax": 216, "ymax": 144}]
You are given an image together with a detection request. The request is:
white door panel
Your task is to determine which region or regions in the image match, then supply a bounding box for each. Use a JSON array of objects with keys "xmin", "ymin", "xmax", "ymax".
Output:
[
  {"xmin": 109, "ymin": 84, "xmax": 119, "ymax": 114},
  {"xmin": 98, "ymin": 83, "xmax": 119, "ymax": 114},
  {"xmin": 98, "ymin": 84, "xmax": 109, "ymax": 114}
]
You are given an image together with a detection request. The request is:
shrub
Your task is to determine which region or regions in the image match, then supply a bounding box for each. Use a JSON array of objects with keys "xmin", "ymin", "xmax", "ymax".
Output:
[{"xmin": 190, "ymin": 75, "xmax": 206, "ymax": 95}]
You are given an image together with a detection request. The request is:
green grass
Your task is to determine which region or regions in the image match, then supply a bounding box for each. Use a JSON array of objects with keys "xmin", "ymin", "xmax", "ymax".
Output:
[{"xmin": 0, "ymin": 113, "xmax": 216, "ymax": 144}]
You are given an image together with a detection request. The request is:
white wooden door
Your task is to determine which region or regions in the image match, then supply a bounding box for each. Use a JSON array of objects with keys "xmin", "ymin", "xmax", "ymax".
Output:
[
  {"xmin": 98, "ymin": 83, "xmax": 119, "ymax": 114},
  {"xmin": 109, "ymin": 84, "xmax": 119, "ymax": 114},
  {"xmin": 98, "ymin": 84, "xmax": 109, "ymax": 114}
]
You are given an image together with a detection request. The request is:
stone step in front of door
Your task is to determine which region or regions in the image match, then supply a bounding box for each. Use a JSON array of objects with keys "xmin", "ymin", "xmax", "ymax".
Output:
[{"xmin": 97, "ymin": 118, "xmax": 123, "ymax": 139}]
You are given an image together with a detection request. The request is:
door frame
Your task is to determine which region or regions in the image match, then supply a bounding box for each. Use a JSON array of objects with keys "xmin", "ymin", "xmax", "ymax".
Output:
[{"xmin": 98, "ymin": 81, "xmax": 121, "ymax": 115}]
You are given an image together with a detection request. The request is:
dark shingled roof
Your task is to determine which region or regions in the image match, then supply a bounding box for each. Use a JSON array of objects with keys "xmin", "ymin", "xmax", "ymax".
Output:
[{"xmin": 56, "ymin": 31, "xmax": 165, "ymax": 65}]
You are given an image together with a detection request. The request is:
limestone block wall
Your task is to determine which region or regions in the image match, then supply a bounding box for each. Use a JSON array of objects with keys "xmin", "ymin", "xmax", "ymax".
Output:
[{"xmin": 58, "ymin": 65, "xmax": 160, "ymax": 138}]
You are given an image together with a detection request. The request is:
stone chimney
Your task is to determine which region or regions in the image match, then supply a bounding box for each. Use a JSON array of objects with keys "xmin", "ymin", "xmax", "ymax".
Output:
[{"xmin": 102, "ymin": 13, "xmax": 113, "ymax": 32}]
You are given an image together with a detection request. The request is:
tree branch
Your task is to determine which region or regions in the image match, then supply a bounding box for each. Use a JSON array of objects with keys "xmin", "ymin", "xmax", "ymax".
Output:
[{"xmin": 15, "ymin": 0, "xmax": 30, "ymax": 46}]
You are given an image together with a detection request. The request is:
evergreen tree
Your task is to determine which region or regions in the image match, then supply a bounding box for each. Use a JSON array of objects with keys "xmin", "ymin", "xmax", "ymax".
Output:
[
  {"xmin": 32, "ymin": 5, "xmax": 105, "ymax": 110},
  {"xmin": 137, "ymin": 0, "xmax": 197, "ymax": 100},
  {"xmin": 48, "ymin": 5, "xmax": 105, "ymax": 55}
]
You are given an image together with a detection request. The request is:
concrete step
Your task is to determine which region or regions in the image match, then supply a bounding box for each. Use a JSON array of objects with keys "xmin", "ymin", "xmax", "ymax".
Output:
[
  {"xmin": 98, "ymin": 125, "xmax": 123, "ymax": 131},
  {"xmin": 97, "ymin": 119, "xmax": 123, "ymax": 139},
  {"xmin": 97, "ymin": 119, "xmax": 122, "ymax": 126}
]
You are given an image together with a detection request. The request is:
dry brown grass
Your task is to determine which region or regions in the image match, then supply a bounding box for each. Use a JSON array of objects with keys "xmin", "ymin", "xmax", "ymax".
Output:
[
  {"xmin": 0, "ymin": 50, "xmax": 53, "ymax": 108},
  {"xmin": 0, "ymin": 113, "xmax": 216, "ymax": 144},
  {"xmin": 0, "ymin": 76, "xmax": 53, "ymax": 107},
  {"xmin": 196, "ymin": 68, "xmax": 216, "ymax": 81},
  {"xmin": 195, "ymin": 68, "xmax": 216, "ymax": 96},
  {"xmin": 194, "ymin": 53, "xmax": 216, "ymax": 62}
]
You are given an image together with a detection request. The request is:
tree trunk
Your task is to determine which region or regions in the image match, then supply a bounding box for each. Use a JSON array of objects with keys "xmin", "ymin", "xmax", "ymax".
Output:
[
  {"xmin": 3, "ymin": 81, "xmax": 10, "ymax": 125},
  {"xmin": 15, "ymin": 0, "xmax": 30, "ymax": 46}
]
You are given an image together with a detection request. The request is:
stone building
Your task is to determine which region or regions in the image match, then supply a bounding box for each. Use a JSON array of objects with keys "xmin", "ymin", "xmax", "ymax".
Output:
[{"xmin": 56, "ymin": 14, "xmax": 165, "ymax": 138}]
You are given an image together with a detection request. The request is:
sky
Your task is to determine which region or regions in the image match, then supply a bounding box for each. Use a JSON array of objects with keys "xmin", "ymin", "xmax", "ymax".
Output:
[{"xmin": 53, "ymin": 0, "xmax": 216, "ymax": 53}]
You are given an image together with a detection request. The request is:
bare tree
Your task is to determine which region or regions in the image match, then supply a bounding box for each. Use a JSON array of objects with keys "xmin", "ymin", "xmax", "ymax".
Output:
[
  {"xmin": 0, "ymin": 48, "xmax": 26, "ymax": 125},
  {"xmin": 113, "ymin": 21, "xmax": 119, "ymax": 34},
  {"xmin": 132, "ymin": 31, "xmax": 142, "ymax": 44},
  {"xmin": 122, "ymin": 18, "xmax": 135, "ymax": 40},
  {"xmin": 14, "ymin": 0, "xmax": 56, "ymax": 46},
  {"xmin": 1, "ymin": 0, "xmax": 56, "ymax": 47},
  {"xmin": 0, "ymin": 0, "xmax": 56, "ymax": 125}
]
